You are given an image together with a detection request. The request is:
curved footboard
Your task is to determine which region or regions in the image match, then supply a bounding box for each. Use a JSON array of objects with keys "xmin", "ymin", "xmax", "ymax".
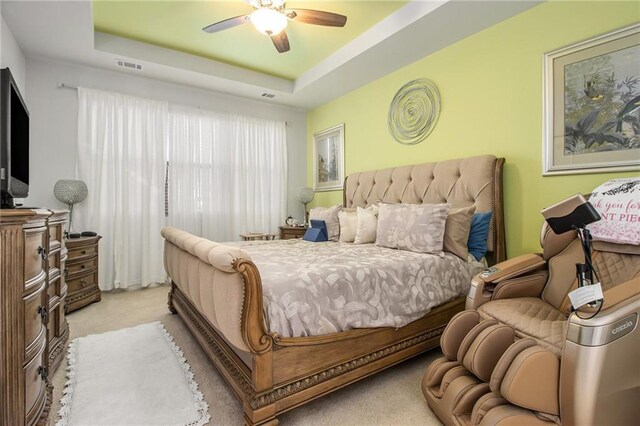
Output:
[{"xmin": 161, "ymin": 227, "xmax": 273, "ymax": 355}]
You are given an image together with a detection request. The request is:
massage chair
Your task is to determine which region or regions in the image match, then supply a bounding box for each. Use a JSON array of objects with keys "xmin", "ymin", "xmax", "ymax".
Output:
[{"xmin": 422, "ymin": 200, "xmax": 640, "ymax": 425}]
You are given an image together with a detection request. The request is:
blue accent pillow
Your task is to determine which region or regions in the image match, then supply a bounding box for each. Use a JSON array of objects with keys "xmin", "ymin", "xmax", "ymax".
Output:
[{"xmin": 467, "ymin": 212, "xmax": 492, "ymax": 261}]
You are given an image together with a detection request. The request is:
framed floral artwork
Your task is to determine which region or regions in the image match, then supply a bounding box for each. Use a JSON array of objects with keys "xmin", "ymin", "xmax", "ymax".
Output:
[
  {"xmin": 543, "ymin": 23, "xmax": 640, "ymax": 175},
  {"xmin": 313, "ymin": 123, "xmax": 344, "ymax": 191}
]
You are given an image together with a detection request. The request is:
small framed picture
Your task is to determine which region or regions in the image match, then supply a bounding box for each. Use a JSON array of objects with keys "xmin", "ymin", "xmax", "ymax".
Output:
[
  {"xmin": 313, "ymin": 123, "xmax": 345, "ymax": 191},
  {"xmin": 543, "ymin": 23, "xmax": 640, "ymax": 175}
]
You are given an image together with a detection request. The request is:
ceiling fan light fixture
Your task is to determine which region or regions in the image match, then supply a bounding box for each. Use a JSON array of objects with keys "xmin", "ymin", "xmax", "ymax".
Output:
[{"xmin": 250, "ymin": 8, "xmax": 288, "ymax": 36}]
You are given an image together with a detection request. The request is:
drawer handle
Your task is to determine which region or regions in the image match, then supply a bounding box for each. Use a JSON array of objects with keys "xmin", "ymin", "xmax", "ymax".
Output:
[
  {"xmin": 81, "ymin": 265, "xmax": 86, "ymax": 269},
  {"xmin": 80, "ymin": 279, "xmax": 87, "ymax": 287},
  {"xmin": 81, "ymin": 250, "xmax": 86, "ymax": 255},
  {"xmin": 37, "ymin": 366, "xmax": 49, "ymax": 382},
  {"xmin": 37, "ymin": 306, "xmax": 48, "ymax": 323},
  {"xmin": 37, "ymin": 246, "xmax": 48, "ymax": 261}
]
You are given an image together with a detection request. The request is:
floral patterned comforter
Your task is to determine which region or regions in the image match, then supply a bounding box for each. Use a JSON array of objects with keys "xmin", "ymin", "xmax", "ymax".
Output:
[{"xmin": 234, "ymin": 239, "xmax": 485, "ymax": 338}]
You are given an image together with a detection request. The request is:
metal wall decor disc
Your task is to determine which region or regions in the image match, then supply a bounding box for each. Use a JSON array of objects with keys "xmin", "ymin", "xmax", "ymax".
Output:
[{"xmin": 388, "ymin": 79, "xmax": 441, "ymax": 145}]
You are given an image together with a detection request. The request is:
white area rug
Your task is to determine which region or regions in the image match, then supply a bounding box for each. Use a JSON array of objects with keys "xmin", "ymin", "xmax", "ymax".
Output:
[{"xmin": 57, "ymin": 322, "xmax": 210, "ymax": 426}]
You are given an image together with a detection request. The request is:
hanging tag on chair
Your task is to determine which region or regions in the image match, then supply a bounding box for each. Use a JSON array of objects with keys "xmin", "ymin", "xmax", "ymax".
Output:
[{"xmin": 569, "ymin": 283, "xmax": 604, "ymax": 310}]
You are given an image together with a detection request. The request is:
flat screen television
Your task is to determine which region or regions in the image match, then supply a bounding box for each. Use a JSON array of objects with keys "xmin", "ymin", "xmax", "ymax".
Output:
[{"xmin": 0, "ymin": 68, "xmax": 29, "ymax": 208}]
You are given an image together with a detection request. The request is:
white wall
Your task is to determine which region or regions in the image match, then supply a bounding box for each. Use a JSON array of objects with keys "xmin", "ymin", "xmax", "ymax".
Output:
[
  {"xmin": 24, "ymin": 56, "xmax": 308, "ymax": 222},
  {"xmin": 1, "ymin": 15, "xmax": 26, "ymax": 94}
]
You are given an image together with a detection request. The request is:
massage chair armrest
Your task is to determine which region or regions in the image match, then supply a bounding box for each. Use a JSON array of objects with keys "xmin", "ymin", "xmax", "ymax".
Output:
[
  {"xmin": 491, "ymin": 271, "xmax": 549, "ymax": 301},
  {"xmin": 466, "ymin": 254, "xmax": 547, "ymax": 309},
  {"xmin": 577, "ymin": 277, "xmax": 640, "ymax": 314},
  {"xmin": 568, "ymin": 277, "xmax": 640, "ymax": 348}
]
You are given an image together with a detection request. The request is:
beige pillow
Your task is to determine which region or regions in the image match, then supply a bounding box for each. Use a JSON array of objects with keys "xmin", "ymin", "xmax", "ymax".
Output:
[
  {"xmin": 338, "ymin": 208, "xmax": 357, "ymax": 242},
  {"xmin": 354, "ymin": 205, "xmax": 379, "ymax": 244},
  {"xmin": 309, "ymin": 205, "xmax": 341, "ymax": 241},
  {"xmin": 376, "ymin": 203, "xmax": 451, "ymax": 253},
  {"xmin": 443, "ymin": 206, "xmax": 476, "ymax": 260}
]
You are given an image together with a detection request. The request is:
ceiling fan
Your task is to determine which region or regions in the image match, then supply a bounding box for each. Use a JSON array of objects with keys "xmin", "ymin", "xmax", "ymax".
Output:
[{"xmin": 202, "ymin": 0, "xmax": 347, "ymax": 53}]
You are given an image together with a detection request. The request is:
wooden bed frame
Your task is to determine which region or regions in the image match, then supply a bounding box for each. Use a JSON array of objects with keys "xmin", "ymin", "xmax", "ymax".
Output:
[{"xmin": 166, "ymin": 156, "xmax": 505, "ymax": 425}]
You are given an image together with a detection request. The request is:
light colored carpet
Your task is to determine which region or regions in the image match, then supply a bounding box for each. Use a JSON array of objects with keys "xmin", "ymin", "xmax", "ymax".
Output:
[
  {"xmin": 57, "ymin": 322, "xmax": 209, "ymax": 426},
  {"xmin": 51, "ymin": 285, "xmax": 443, "ymax": 425}
]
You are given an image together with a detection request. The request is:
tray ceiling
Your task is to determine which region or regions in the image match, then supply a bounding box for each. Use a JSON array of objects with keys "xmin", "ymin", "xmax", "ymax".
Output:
[
  {"xmin": 93, "ymin": 1, "xmax": 407, "ymax": 80},
  {"xmin": 2, "ymin": 1, "xmax": 543, "ymax": 108}
]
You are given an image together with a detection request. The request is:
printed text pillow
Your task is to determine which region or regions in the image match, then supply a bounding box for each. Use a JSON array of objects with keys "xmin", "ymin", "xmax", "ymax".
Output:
[{"xmin": 588, "ymin": 178, "xmax": 640, "ymax": 245}]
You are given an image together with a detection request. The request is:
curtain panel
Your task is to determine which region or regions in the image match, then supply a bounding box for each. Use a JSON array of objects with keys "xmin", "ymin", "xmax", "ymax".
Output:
[
  {"xmin": 167, "ymin": 106, "xmax": 287, "ymax": 242},
  {"xmin": 75, "ymin": 89, "xmax": 287, "ymax": 290},
  {"xmin": 75, "ymin": 88, "xmax": 167, "ymax": 291}
]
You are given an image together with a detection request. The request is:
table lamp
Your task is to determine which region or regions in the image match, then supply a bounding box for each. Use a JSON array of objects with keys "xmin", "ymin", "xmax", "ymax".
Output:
[
  {"xmin": 54, "ymin": 179, "xmax": 88, "ymax": 232},
  {"xmin": 297, "ymin": 187, "xmax": 314, "ymax": 225}
]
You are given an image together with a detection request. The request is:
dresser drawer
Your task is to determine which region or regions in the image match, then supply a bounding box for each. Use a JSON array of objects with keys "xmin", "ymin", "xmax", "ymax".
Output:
[
  {"xmin": 24, "ymin": 281, "xmax": 46, "ymax": 356},
  {"xmin": 49, "ymin": 222, "xmax": 63, "ymax": 250},
  {"xmin": 24, "ymin": 228, "xmax": 47, "ymax": 283},
  {"xmin": 48, "ymin": 250, "xmax": 60, "ymax": 272},
  {"xmin": 68, "ymin": 244, "xmax": 97, "ymax": 260},
  {"xmin": 24, "ymin": 338, "xmax": 47, "ymax": 426},
  {"xmin": 48, "ymin": 301, "xmax": 62, "ymax": 343},
  {"xmin": 67, "ymin": 272, "xmax": 98, "ymax": 295},
  {"xmin": 66, "ymin": 255, "xmax": 97, "ymax": 277},
  {"xmin": 48, "ymin": 274, "xmax": 61, "ymax": 302}
]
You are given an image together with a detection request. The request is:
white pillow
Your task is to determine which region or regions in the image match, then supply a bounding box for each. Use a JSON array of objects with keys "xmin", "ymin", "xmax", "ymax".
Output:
[
  {"xmin": 354, "ymin": 205, "xmax": 379, "ymax": 244},
  {"xmin": 309, "ymin": 205, "xmax": 341, "ymax": 241},
  {"xmin": 338, "ymin": 209, "xmax": 357, "ymax": 242}
]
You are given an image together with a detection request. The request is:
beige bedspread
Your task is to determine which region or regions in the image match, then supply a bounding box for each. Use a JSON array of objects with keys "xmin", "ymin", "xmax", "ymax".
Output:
[{"xmin": 233, "ymin": 239, "xmax": 485, "ymax": 337}]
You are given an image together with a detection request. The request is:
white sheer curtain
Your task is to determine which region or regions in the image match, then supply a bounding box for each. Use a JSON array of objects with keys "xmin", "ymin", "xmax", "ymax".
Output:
[
  {"xmin": 167, "ymin": 106, "xmax": 287, "ymax": 241},
  {"xmin": 75, "ymin": 88, "xmax": 167, "ymax": 291}
]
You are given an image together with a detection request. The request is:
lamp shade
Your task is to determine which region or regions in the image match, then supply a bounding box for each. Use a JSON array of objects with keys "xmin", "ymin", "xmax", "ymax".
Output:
[
  {"xmin": 250, "ymin": 8, "xmax": 288, "ymax": 35},
  {"xmin": 54, "ymin": 180, "xmax": 88, "ymax": 205},
  {"xmin": 297, "ymin": 187, "xmax": 314, "ymax": 204}
]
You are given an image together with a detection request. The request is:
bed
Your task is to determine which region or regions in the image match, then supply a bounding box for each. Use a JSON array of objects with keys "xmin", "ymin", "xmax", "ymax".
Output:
[{"xmin": 162, "ymin": 154, "xmax": 505, "ymax": 425}]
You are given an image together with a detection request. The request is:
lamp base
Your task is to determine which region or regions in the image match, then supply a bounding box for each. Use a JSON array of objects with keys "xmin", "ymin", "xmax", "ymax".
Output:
[{"xmin": 303, "ymin": 202, "xmax": 310, "ymax": 226}]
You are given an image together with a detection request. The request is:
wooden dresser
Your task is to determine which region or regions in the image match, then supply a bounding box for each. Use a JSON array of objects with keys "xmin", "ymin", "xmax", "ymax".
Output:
[
  {"xmin": 47, "ymin": 211, "xmax": 69, "ymax": 372},
  {"xmin": 65, "ymin": 235, "xmax": 101, "ymax": 313},
  {"xmin": 0, "ymin": 208, "xmax": 68, "ymax": 426}
]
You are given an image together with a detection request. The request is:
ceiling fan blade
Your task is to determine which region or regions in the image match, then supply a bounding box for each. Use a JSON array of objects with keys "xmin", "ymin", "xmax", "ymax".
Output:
[
  {"xmin": 271, "ymin": 31, "xmax": 290, "ymax": 53},
  {"xmin": 202, "ymin": 15, "xmax": 250, "ymax": 33},
  {"xmin": 285, "ymin": 9, "xmax": 347, "ymax": 27}
]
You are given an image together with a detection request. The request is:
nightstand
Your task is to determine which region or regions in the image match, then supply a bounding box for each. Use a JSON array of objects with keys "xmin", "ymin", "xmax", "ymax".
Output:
[
  {"xmin": 240, "ymin": 232, "xmax": 276, "ymax": 241},
  {"xmin": 65, "ymin": 235, "xmax": 102, "ymax": 313},
  {"xmin": 279, "ymin": 225, "xmax": 307, "ymax": 240}
]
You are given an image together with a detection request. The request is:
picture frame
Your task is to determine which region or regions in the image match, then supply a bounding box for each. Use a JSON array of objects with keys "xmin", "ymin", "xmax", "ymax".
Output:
[
  {"xmin": 543, "ymin": 23, "xmax": 640, "ymax": 176},
  {"xmin": 313, "ymin": 123, "xmax": 345, "ymax": 191}
]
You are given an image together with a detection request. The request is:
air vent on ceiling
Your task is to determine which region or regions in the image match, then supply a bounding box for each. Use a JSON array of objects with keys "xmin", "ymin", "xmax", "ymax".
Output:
[
  {"xmin": 261, "ymin": 92, "xmax": 275, "ymax": 98},
  {"xmin": 116, "ymin": 59, "xmax": 143, "ymax": 71}
]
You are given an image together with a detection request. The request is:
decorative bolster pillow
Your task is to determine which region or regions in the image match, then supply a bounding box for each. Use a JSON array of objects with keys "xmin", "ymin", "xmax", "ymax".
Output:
[{"xmin": 309, "ymin": 205, "xmax": 342, "ymax": 241}]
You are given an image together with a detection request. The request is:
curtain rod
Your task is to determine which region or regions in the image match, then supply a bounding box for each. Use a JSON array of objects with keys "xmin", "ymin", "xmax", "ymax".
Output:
[{"xmin": 55, "ymin": 82, "xmax": 291, "ymax": 126}]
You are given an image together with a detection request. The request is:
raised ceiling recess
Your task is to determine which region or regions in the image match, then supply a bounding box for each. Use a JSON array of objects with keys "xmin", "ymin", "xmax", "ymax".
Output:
[
  {"xmin": 93, "ymin": 1, "xmax": 405, "ymax": 80},
  {"xmin": 203, "ymin": 0, "xmax": 347, "ymax": 54}
]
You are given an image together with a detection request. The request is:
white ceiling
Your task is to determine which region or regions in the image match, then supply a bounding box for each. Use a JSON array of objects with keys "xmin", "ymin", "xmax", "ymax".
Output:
[{"xmin": 1, "ymin": 0, "xmax": 542, "ymax": 109}]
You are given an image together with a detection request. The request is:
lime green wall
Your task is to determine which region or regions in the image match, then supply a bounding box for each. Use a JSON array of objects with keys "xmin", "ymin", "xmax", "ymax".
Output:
[{"xmin": 307, "ymin": 1, "xmax": 640, "ymax": 257}]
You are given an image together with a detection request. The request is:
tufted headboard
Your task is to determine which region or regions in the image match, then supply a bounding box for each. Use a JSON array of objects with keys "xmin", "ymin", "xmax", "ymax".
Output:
[{"xmin": 343, "ymin": 155, "xmax": 506, "ymax": 263}]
